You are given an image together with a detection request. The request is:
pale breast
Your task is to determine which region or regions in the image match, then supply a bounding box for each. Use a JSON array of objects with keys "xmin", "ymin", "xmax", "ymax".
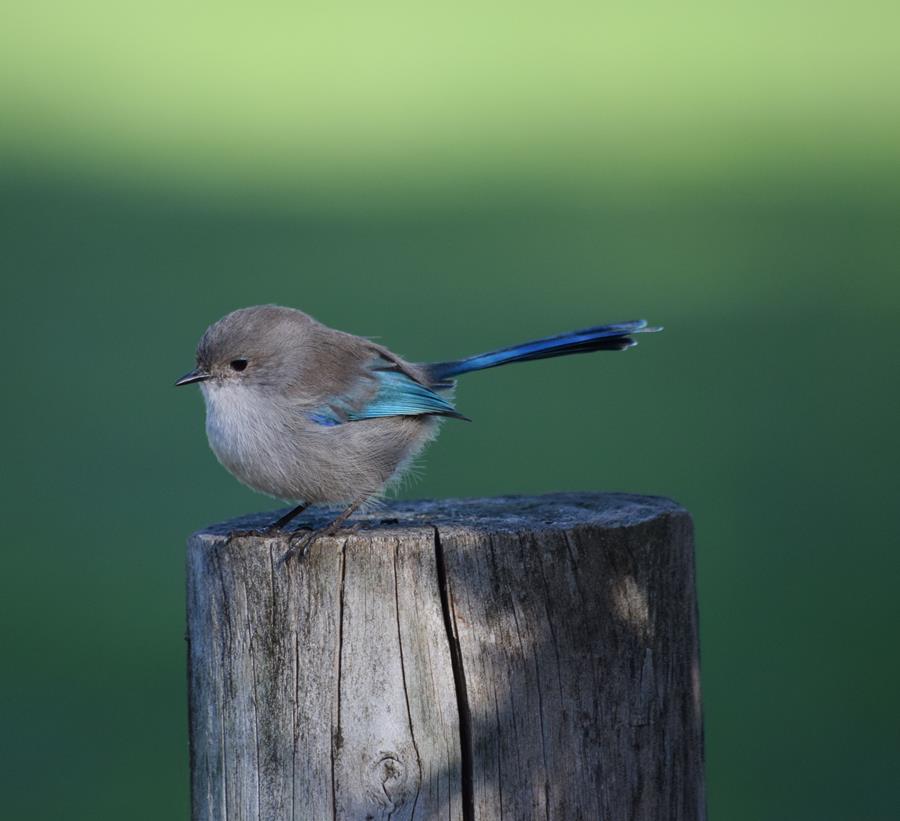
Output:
[{"xmin": 200, "ymin": 382, "xmax": 295, "ymax": 498}]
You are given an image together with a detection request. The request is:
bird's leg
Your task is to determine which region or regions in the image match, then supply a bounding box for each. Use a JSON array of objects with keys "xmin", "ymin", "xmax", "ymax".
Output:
[
  {"xmin": 266, "ymin": 502, "xmax": 310, "ymax": 534},
  {"xmin": 225, "ymin": 502, "xmax": 310, "ymax": 539},
  {"xmin": 281, "ymin": 497, "xmax": 367, "ymax": 564}
]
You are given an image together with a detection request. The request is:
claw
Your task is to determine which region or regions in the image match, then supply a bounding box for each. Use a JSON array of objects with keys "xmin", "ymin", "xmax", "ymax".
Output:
[{"xmin": 280, "ymin": 532, "xmax": 314, "ymax": 565}]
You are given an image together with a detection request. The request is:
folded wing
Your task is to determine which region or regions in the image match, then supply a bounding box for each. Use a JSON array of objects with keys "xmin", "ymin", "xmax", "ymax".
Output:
[{"xmin": 308, "ymin": 358, "xmax": 465, "ymax": 426}]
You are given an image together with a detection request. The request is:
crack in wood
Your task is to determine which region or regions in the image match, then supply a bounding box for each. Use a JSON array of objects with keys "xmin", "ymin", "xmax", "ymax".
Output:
[
  {"xmin": 215, "ymin": 549, "xmax": 231, "ymax": 821},
  {"xmin": 525, "ymin": 534, "xmax": 554, "ymax": 821},
  {"xmin": 291, "ymin": 629, "xmax": 298, "ymax": 821},
  {"xmin": 392, "ymin": 539, "xmax": 422, "ymax": 819},
  {"xmin": 331, "ymin": 540, "xmax": 347, "ymax": 821},
  {"xmin": 433, "ymin": 527, "xmax": 474, "ymax": 821},
  {"xmin": 246, "ymin": 579, "xmax": 262, "ymax": 820}
]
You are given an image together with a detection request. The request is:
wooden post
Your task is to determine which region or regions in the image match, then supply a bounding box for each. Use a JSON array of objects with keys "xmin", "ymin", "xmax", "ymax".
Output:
[{"xmin": 187, "ymin": 492, "xmax": 705, "ymax": 820}]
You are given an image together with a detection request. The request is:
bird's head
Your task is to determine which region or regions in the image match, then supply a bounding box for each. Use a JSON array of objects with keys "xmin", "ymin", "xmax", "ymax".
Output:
[{"xmin": 175, "ymin": 305, "xmax": 310, "ymax": 392}]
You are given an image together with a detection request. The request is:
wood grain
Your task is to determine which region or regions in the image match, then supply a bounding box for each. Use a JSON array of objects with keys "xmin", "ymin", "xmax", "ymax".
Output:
[{"xmin": 187, "ymin": 492, "xmax": 705, "ymax": 820}]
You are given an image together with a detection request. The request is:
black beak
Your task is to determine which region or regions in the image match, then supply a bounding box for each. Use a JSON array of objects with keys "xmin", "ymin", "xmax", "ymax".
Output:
[{"xmin": 175, "ymin": 368, "xmax": 211, "ymax": 386}]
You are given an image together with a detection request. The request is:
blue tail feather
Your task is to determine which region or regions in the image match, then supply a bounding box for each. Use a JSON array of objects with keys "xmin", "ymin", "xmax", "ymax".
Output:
[{"xmin": 427, "ymin": 320, "xmax": 660, "ymax": 382}]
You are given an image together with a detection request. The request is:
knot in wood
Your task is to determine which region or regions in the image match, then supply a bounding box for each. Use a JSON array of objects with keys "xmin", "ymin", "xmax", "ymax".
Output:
[{"xmin": 368, "ymin": 752, "xmax": 410, "ymax": 808}]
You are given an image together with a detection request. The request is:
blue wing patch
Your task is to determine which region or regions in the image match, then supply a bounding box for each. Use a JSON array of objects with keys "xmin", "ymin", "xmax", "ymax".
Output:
[
  {"xmin": 309, "ymin": 368, "xmax": 466, "ymax": 426},
  {"xmin": 347, "ymin": 370, "xmax": 461, "ymax": 420}
]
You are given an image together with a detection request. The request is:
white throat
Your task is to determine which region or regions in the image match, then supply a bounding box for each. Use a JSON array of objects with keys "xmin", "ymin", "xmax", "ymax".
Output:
[{"xmin": 200, "ymin": 381, "xmax": 286, "ymax": 487}]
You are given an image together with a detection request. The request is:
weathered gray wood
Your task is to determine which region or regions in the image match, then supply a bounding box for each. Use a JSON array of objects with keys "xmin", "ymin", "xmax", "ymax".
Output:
[{"xmin": 187, "ymin": 492, "xmax": 705, "ymax": 820}]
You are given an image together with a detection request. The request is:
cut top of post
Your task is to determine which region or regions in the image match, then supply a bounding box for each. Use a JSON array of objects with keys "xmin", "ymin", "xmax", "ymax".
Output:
[{"xmin": 192, "ymin": 491, "xmax": 687, "ymax": 543}]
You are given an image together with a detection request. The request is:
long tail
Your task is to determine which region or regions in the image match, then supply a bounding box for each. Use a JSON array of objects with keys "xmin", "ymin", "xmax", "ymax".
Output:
[{"xmin": 426, "ymin": 320, "xmax": 661, "ymax": 383}]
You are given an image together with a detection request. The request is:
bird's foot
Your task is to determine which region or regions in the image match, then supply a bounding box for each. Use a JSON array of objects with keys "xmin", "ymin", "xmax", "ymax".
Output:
[
  {"xmin": 228, "ymin": 519, "xmax": 314, "ymax": 542},
  {"xmin": 226, "ymin": 522, "xmax": 311, "ymax": 542},
  {"xmin": 225, "ymin": 527, "xmax": 271, "ymax": 540},
  {"xmin": 280, "ymin": 532, "xmax": 315, "ymax": 565},
  {"xmin": 279, "ymin": 523, "xmax": 361, "ymax": 565}
]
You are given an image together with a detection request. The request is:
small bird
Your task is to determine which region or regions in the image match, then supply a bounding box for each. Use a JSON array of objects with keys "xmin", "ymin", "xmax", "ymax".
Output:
[{"xmin": 176, "ymin": 305, "xmax": 660, "ymax": 560}]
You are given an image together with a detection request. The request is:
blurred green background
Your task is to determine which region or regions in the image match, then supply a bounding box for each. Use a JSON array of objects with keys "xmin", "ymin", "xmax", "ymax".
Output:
[{"xmin": 2, "ymin": 3, "xmax": 898, "ymax": 819}]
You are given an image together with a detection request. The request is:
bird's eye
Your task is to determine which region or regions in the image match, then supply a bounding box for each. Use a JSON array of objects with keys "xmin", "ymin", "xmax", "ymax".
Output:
[{"xmin": 230, "ymin": 359, "xmax": 248, "ymax": 372}]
